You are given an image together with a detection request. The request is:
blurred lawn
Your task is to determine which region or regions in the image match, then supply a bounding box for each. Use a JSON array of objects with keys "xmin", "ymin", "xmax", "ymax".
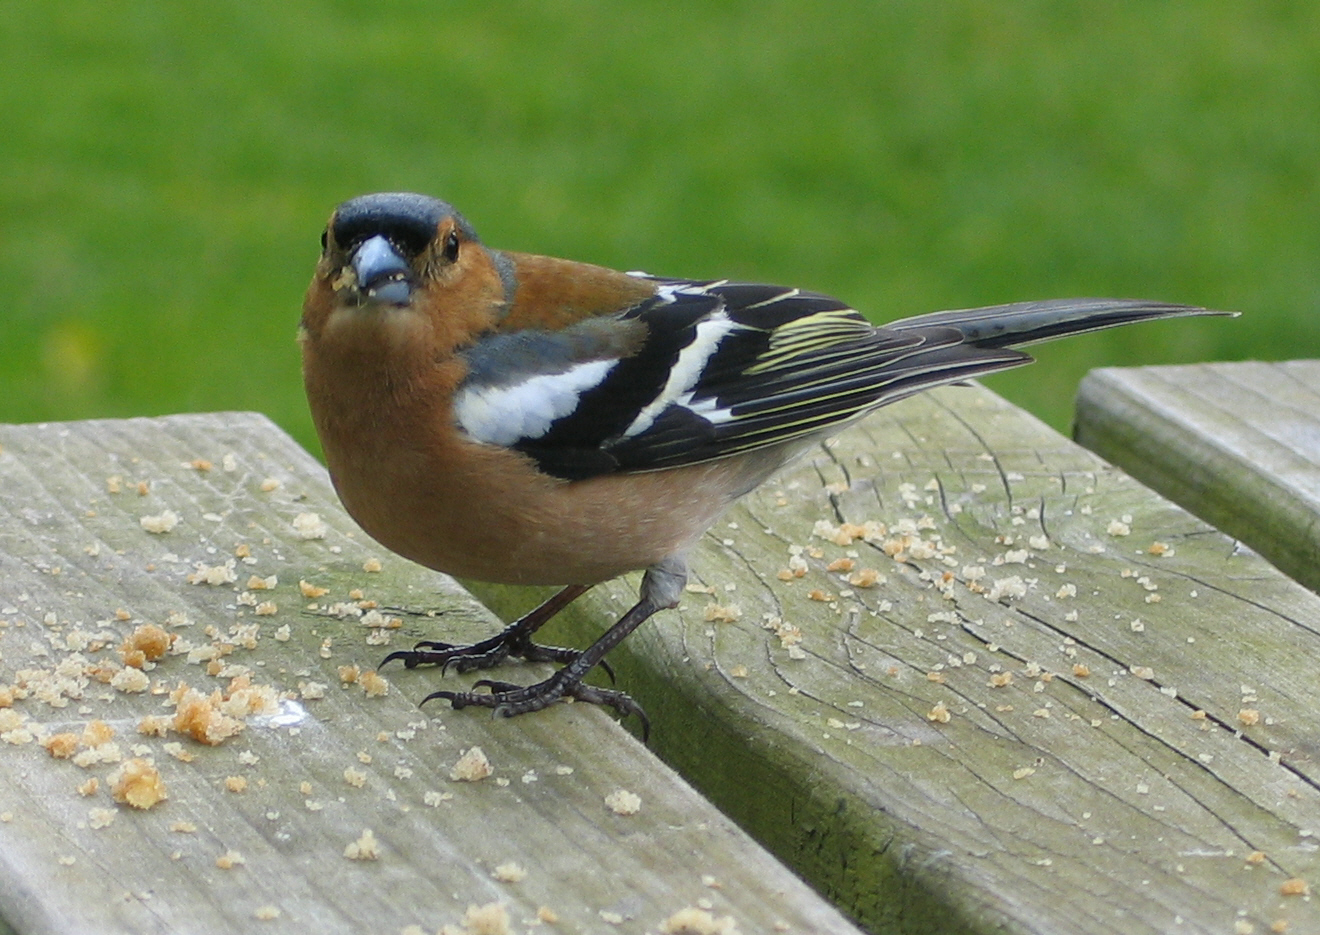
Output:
[{"xmin": 2, "ymin": 1, "xmax": 1316, "ymax": 456}]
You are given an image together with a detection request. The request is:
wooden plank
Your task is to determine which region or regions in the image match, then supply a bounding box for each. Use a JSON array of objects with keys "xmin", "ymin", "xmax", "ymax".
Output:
[
  {"xmin": 1075, "ymin": 360, "xmax": 1320, "ymax": 595},
  {"xmin": 467, "ymin": 384, "xmax": 1320, "ymax": 935},
  {"xmin": 0, "ymin": 412, "xmax": 861, "ymax": 935}
]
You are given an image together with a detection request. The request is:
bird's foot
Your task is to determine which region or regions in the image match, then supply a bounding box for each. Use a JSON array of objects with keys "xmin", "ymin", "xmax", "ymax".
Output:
[
  {"xmin": 424, "ymin": 671, "xmax": 649, "ymax": 740},
  {"xmin": 381, "ymin": 627, "xmax": 596, "ymax": 676}
]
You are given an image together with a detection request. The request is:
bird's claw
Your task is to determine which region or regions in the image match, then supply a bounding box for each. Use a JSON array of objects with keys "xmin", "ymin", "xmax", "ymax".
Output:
[
  {"xmin": 381, "ymin": 633, "xmax": 614, "ymax": 682},
  {"xmin": 423, "ymin": 672, "xmax": 648, "ymax": 740}
]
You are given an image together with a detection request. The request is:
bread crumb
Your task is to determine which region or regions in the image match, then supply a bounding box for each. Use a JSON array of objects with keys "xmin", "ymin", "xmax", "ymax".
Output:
[
  {"xmin": 140, "ymin": 511, "xmax": 179, "ymax": 534},
  {"xmin": 83, "ymin": 720, "xmax": 115, "ymax": 746},
  {"xmin": 703, "ymin": 603, "xmax": 741, "ymax": 623},
  {"xmin": 1246, "ymin": 851, "xmax": 1267, "ymax": 865},
  {"xmin": 492, "ymin": 861, "xmax": 526, "ymax": 882},
  {"xmin": 253, "ymin": 906, "xmax": 281, "ymax": 920},
  {"xmin": 337, "ymin": 664, "xmax": 361, "ymax": 684},
  {"xmin": 215, "ymin": 850, "xmax": 245, "ymax": 869},
  {"xmin": 111, "ymin": 667, "xmax": 150, "ymax": 693},
  {"xmin": 42, "ymin": 732, "xmax": 79, "ymax": 759},
  {"xmin": 359, "ymin": 670, "xmax": 389, "ymax": 697},
  {"xmin": 169, "ymin": 820, "xmax": 196, "ymax": 833},
  {"xmin": 847, "ymin": 567, "xmax": 883, "ymax": 588},
  {"xmin": 988, "ymin": 672, "xmax": 1012, "ymax": 688},
  {"xmin": 605, "ymin": 789, "xmax": 642, "ymax": 815},
  {"xmin": 1238, "ymin": 709, "xmax": 1261, "ymax": 727},
  {"xmin": 109, "ymin": 758, "xmax": 167, "ymax": 809},
  {"xmin": 172, "ymin": 686, "xmax": 245, "ymax": 745},
  {"xmin": 187, "ymin": 560, "xmax": 238, "ymax": 586},
  {"xmin": 225, "ymin": 776, "xmax": 248, "ymax": 793},
  {"xmin": 259, "ymin": 477, "xmax": 280, "ymax": 492},
  {"xmin": 343, "ymin": 828, "xmax": 380, "ymax": 861},
  {"xmin": 119, "ymin": 624, "xmax": 172, "ymax": 667},
  {"xmin": 88, "ymin": 807, "xmax": 116, "ymax": 829},
  {"xmin": 1012, "ymin": 766, "xmax": 1036, "ymax": 780},
  {"xmin": 1072, "ymin": 664, "xmax": 1091, "ymax": 678},
  {"xmin": 660, "ymin": 907, "xmax": 741, "ymax": 934},
  {"xmin": 1130, "ymin": 666, "xmax": 1155, "ymax": 680},
  {"xmin": 77, "ymin": 777, "xmax": 99, "ymax": 796},
  {"xmin": 343, "ymin": 767, "xmax": 368, "ymax": 788},
  {"xmin": 1280, "ymin": 877, "xmax": 1310, "ymax": 896},
  {"xmin": 363, "ymin": 558, "xmax": 383, "ymax": 573},
  {"xmin": 299, "ymin": 580, "xmax": 329, "ymax": 599},
  {"xmin": 292, "ymin": 512, "xmax": 328, "ymax": 540},
  {"xmin": 927, "ymin": 702, "xmax": 951, "ymax": 724},
  {"xmin": 536, "ymin": 906, "xmax": 559, "ymax": 924},
  {"xmin": 1106, "ymin": 519, "xmax": 1131, "ymax": 537},
  {"xmin": 450, "ymin": 746, "xmax": 493, "ymax": 782}
]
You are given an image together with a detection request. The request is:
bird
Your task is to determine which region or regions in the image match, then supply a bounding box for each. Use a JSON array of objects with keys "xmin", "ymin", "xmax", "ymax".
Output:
[{"xmin": 300, "ymin": 191, "xmax": 1224, "ymax": 737}]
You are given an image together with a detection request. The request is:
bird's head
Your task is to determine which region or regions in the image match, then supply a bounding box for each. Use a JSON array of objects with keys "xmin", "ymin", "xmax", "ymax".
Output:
[{"xmin": 302, "ymin": 192, "xmax": 507, "ymax": 359}]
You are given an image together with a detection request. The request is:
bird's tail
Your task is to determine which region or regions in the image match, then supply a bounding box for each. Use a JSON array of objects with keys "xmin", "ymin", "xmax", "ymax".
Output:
[{"xmin": 884, "ymin": 298, "xmax": 1229, "ymax": 349}]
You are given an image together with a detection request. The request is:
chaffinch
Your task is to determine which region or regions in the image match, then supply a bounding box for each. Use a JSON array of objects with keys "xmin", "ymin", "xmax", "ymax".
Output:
[{"xmin": 301, "ymin": 191, "xmax": 1221, "ymax": 735}]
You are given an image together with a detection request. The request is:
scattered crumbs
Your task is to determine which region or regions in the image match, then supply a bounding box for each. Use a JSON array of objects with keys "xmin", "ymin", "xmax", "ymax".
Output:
[
  {"xmin": 847, "ymin": 567, "xmax": 883, "ymax": 588},
  {"xmin": 140, "ymin": 511, "xmax": 179, "ymax": 535},
  {"xmin": 187, "ymin": 560, "xmax": 238, "ymax": 586},
  {"xmin": 1106, "ymin": 519, "xmax": 1131, "ymax": 537},
  {"xmin": 343, "ymin": 828, "xmax": 380, "ymax": 861},
  {"xmin": 605, "ymin": 789, "xmax": 642, "ymax": 815},
  {"xmin": 292, "ymin": 512, "xmax": 328, "ymax": 540},
  {"xmin": 216, "ymin": 850, "xmax": 246, "ymax": 870},
  {"xmin": 225, "ymin": 776, "xmax": 248, "ymax": 793},
  {"xmin": 492, "ymin": 861, "xmax": 526, "ymax": 883},
  {"xmin": 359, "ymin": 670, "xmax": 389, "ymax": 697},
  {"xmin": 1280, "ymin": 878, "xmax": 1310, "ymax": 896},
  {"xmin": 247, "ymin": 574, "xmax": 278, "ymax": 591},
  {"xmin": 660, "ymin": 907, "xmax": 741, "ymax": 934},
  {"xmin": 927, "ymin": 702, "xmax": 951, "ymax": 724},
  {"xmin": 703, "ymin": 603, "xmax": 741, "ymax": 623},
  {"xmin": 299, "ymin": 580, "xmax": 330, "ymax": 599},
  {"xmin": 451, "ymin": 746, "xmax": 493, "ymax": 782},
  {"xmin": 254, "ymin": 905, "xmax": 281, "ymax": 920},
  {"xmin": 108, "ymin": 758, "xmax": 167, "ymax": 809}
]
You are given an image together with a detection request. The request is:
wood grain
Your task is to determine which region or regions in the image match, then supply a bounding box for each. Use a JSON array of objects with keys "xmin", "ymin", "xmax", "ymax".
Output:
[
  {"xmin": 1076, "ymin": 359, "xmax": 1320, "ymax": 595},
  {"xmin": 470, "ymin": 384, "xmax": 1320, "ymax": 935},
  {"xmin": 0, "ymin": 412, "xmax": 860, "ymax": 935}
]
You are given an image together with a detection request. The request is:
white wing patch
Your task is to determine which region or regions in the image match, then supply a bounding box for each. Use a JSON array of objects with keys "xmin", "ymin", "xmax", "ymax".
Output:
[
  {"xmin": 621, "ymin": 312, "xmax": 739, "ymax": 438},
  {"xmin": 455, "ymin": 359, "xmax": 618, "ymax": 446}
]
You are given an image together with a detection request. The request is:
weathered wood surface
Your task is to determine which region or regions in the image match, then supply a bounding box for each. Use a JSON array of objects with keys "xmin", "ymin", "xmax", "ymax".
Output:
[
  {"xmin": 0, "ymin": 413, "xmax": 861, "ymax": 935},
  {"xmin": 1076, "ymin": 359, "xmax": 1320, "ymax": 596},
  {"xmin": 469, "ymin": 384, "xmax": 1320, "ymax": 935}
]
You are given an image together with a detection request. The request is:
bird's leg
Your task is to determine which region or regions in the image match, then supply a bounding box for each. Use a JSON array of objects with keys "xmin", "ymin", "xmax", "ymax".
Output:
[
  {"xmin": 382, "ymin": 584, "xmax": 591, "ymax": 675},
  {"xmin": 426, "ymin": 555, "xmax": 688, "ymax": 740}
]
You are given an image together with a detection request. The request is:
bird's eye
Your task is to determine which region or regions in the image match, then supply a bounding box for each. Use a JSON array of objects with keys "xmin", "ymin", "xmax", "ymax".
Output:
[
  {"xmin": 320, "ymin": 230, "xmax": 328, "ymax": 252},
  {"xmin": 443, "ymin": 230, "xmax": 460, "ymax": 262}
]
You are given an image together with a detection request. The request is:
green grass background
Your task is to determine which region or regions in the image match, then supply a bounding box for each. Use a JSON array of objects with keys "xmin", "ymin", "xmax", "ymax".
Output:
[{"xmin": 3, "ymin": 2, "xmax": 1316, "ymax": 454}]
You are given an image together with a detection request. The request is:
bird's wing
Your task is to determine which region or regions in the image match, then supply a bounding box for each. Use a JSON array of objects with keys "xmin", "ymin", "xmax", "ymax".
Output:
[{"xmin": 454, "ymin": 278, "xmax": 1028, "ymax": 480}]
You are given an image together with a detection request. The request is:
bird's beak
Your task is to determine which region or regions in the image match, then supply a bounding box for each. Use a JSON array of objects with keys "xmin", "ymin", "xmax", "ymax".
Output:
[{"xmin": 349, "ymin": 235, "xmax": 414, "ymax": 305}]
